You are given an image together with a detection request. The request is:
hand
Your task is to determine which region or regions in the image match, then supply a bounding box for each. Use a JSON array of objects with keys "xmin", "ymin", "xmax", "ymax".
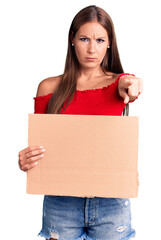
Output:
[
  {"xmin": 18, "ymin": 145, "xmax": 45, "ymax": 171},
  {"xmin": 118, "ymin": 75, "xmax": 143, "ymax": 104}
]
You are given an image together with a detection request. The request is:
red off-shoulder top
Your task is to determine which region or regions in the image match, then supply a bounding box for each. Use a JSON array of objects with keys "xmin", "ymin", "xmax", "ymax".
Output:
[{"xmin": 33, "ymin": 73, "xmax": 135, "ymax": 115}]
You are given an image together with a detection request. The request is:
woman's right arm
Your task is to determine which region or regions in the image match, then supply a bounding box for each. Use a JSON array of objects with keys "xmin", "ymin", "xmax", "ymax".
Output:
[
  {"xmin": 18, "ymin": 79, "xmax": 48, "ymax": 172},
  {"xmin": 18, "ymin": 75, "xmax": 62, "ymax": 172}
]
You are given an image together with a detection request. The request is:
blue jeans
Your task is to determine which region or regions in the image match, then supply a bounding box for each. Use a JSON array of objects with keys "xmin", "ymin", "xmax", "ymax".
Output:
[{"xmin": 38, "ymin": 195, "xmax": 136, "ymax": 240}]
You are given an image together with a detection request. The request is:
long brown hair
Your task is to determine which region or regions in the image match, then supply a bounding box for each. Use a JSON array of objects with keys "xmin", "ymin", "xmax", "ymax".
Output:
[{"xmin": 47, "ymin": 5, "xmax": 129, "ymax": 115}]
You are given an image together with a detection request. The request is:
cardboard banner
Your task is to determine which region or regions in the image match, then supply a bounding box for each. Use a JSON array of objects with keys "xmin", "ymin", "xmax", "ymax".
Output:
[{"xmin": 27, "ymin": 114, "xmax": 139, "ymax": 198}]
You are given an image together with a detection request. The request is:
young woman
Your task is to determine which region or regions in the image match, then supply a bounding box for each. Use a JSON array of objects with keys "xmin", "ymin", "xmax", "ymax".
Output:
[{"xmin": 19, "ymin": 5, "xmax": 142, "ymax": 240}]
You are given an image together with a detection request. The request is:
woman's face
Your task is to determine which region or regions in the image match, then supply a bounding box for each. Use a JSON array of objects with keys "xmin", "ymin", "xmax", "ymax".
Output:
[{"xmin": 72, "ymin": 21, "xmax": 110, "ymax": 69}]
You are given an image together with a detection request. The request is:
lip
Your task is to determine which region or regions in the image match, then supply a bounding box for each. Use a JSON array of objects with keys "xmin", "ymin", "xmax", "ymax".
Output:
[{"xmin": 86, "ymin": 58, "xmax": 97, "ymax": 60}]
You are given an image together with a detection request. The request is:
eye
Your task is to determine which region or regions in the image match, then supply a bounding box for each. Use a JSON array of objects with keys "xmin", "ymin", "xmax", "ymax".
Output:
[
  {"xmin": 97, "ymin": 39, "xmax": 105, "ymax": 43},
  {"xmin": 80, "ymin": 38, "xmax": 89, "ymax": 42}
]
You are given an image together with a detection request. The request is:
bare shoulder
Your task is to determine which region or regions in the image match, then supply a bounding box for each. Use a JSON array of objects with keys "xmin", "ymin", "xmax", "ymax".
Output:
[{"xmin": 36, "ymin": 74, "xmax": 63, "ymax": 97}]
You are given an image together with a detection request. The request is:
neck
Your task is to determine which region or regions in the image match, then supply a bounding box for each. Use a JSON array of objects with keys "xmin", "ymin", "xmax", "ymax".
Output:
[{"xmin": 78, "ymin": 65, "xmax": 105, "ymax": 81}]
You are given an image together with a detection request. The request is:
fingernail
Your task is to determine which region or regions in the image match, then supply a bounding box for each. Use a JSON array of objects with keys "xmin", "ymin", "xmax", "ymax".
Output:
[{"xmin": 35, "ymin": 161, "xmax": 38, "ymax": 165}]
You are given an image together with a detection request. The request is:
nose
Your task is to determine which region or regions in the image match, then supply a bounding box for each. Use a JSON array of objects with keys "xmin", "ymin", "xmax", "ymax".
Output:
[{"xmin": 87, "ymin": 40, "xmax": 96, "ymax": 53}]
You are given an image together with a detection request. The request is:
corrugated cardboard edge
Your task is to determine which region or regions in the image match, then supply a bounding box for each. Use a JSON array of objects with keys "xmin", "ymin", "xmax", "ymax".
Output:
[{"xmin": 27, "ymin": 114, "xmax": 41, "ymax": 195}]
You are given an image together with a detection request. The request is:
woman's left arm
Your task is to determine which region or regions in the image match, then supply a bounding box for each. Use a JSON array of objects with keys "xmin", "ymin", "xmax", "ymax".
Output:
[{"xmin": 118, "ymin": 75, "xmax": 143, "ymax": 104}]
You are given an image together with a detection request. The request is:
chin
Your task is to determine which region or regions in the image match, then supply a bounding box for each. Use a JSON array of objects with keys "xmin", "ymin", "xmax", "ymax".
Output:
[
  {"xmin": 83, "ymin": 62, "xmax": 99, "ymax": 67},
  {"xmin": 83, "ymin": 63, "xmax": 97, "ymax": 68}
]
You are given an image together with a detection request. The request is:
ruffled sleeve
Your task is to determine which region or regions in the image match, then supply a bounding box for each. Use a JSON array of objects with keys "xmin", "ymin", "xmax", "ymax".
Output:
[{"xmin": 33, "ymin": 93, "xmax": 52, "ymax": 114}]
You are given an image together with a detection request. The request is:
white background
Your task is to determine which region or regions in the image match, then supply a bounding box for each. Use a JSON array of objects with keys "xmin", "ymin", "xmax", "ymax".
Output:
[{"xmin": 0, "ymin": 0, "xmax": 161, "ymax": 239}]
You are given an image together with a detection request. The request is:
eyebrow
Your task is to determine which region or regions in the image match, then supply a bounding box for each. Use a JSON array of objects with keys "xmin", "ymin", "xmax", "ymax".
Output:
[{"xmin": 79, "ymin": 35, "xmax": 106, "ymax": 39}]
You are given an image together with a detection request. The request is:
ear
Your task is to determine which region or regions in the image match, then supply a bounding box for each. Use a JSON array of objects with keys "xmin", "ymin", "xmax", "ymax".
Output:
[
  {"xmin": 107, "ymin": 35, "xmax": 111, "ymax": 48},
  {"xmin": 108, "ymin": 39, "xmax": 110, "ymax": 48},
  {"xmin": 70, "ymin": 31, "xmax": 74, "ymax": 44}
]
